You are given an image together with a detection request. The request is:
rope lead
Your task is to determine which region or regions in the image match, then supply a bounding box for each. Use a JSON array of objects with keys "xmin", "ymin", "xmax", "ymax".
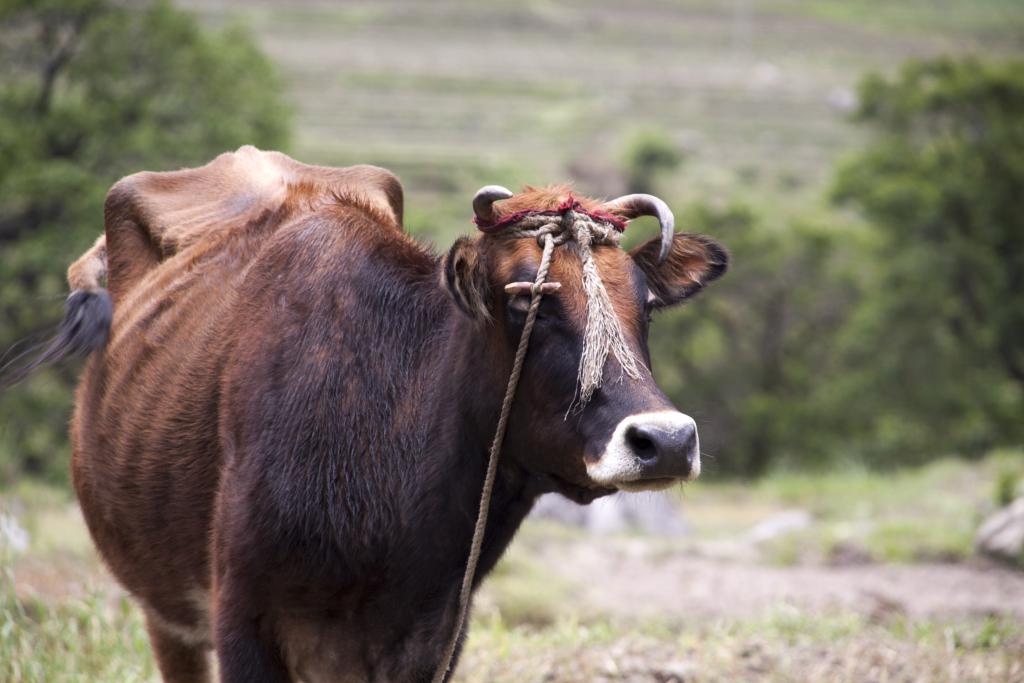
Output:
[
  {"xmin": 432, "ymin": 233, "xmax": 555, "ymax": 683},
  {"xmin": 434, "ymin": 207, "xmax": 638, "ymax": 682}
]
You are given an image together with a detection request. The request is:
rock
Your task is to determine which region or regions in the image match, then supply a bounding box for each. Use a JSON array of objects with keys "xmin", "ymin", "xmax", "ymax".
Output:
[
  {"xmin": 827, "ymin": 86, "xmax": 858, "ymax": 113},
  {"xmin": 827, "ymin": 540, "xmax": 873, "ymax": 566},
  {"xmin": 531, "ymin": 491, "xmax": 689, "ymax": 536},
  {"xmin": 652, "ymin": 660, "xmax": 696, "ymax": 682},
  {"xmin": 531, "ymin": 493, "xmax": 590, "ymax": 527},
  {"xmin": 976, "ymin": 497, "xmax": 1024, "ymax": 564},
  {"xmin": 746, "ymin": 509, "xmax": 812, "ymax": 543},
  {"xmin": 0, "ymin": 511, "xmax": 30, "ymax": 554}
]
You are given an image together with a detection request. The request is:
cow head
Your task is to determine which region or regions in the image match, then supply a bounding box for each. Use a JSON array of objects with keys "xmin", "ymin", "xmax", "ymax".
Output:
[{"xmin": 442, "ymin": 185, "xmax": 727, "ymax": 503}]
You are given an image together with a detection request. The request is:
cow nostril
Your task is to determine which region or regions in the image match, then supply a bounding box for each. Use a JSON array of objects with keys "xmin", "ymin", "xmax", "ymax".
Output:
[
  {"xmin": 625, "ymin": 425, "xmax": 658, "ymax": 462},
  {"xmin": 683, "ymin": 428, "xmax": 697, "ymax": 459}
]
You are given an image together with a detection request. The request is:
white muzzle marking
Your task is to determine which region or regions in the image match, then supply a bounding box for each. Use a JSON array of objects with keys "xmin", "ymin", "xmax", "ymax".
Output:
[{"xmin": 587, "ymin": 410, "xmax": 700, "ymax": 490}]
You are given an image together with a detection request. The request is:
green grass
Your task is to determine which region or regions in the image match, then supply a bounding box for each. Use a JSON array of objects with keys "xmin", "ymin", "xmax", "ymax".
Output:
[
  {"xmin": 2, "ymin": 455, "xmax": 1021, "ymax": 679},
  {"xmin": 478, "ymin": 549, "xmax": 576, "ymax": 627},
  {"xmin": 679, "ymin": 455, "xmax": 1015, "ymax": 564},
  {"xmin": 6, "ymin": 561, "xmax": 1018, "ymax": 683},
  {"xmin": 1, "ymin": 565, "xmax": 154, "ymax": 683},
  {"xmin": 458, "ymin": 609, "xmax": 1024, "ymax": 682}
]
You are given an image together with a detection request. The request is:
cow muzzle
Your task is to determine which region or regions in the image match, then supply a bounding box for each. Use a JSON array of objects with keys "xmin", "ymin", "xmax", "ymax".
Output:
[{"xmin": 587, "ymin": 411, "xmax": 700, "ymax": 490}]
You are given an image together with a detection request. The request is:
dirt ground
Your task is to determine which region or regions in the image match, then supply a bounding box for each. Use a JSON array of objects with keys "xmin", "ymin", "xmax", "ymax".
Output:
[
  {"xmin": 462, "ymin": 525, "xmax": 1024, "ymax": 683},
  {"xmin": 6, "ymin": 471, "xmax": 1024, "ymax": 682},
  {"xmin": 538, "ymin": 535, "xmax": 1024, "ymax": 622},
  {"xmin": 13, "ymin": 508, "xmax": 1024, "ymax": 626}
]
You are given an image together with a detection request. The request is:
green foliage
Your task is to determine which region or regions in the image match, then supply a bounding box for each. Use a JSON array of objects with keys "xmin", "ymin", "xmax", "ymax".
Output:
[
  {"xmin": 657, "ymin": 56, "xmax": 1024, "ymax": 476},
  {"xmin": 995, "ymin": 470, "xmax": 1018, "ymax": 507},
  {"xmin": 650, "ymin": 203, "xmax": 860, "ymax": 475},
  {"xmin": 621, "ymin": 127, "xmax": 683, "ymax": 195},
  {"xmin": 830, "ymin": 57, "xmax": 1024, "ymax": 465},
  {"xmin": 0, "ymin": 0, "xmax": 290, "ymax": 485},
  {"xmin": 991, "ymin": 449, "xmax": 1024, "ymax": 506}
]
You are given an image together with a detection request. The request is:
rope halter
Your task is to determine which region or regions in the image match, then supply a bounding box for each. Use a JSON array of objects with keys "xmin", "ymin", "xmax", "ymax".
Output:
[{"xmin": 476, "ymin": 195, "xmax": 644, "ymax": 407}]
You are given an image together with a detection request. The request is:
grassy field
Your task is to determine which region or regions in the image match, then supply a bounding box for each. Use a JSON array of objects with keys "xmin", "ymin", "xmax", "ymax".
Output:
[
  {"xmin": 3, "ymin": 455, "xmax": 1022, "ymax": 682},
  {"xmin": 178, "ymin": 0, "xmax": 1024, "ymax": 241}
]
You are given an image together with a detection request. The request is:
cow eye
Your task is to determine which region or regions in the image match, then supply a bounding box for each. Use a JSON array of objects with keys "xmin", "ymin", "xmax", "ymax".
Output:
[
  {"xmin": 507, "ymin": 293, "xmax": 560, "ymax": 324},
  {"xmin": 508, "ymin": 294, "xmax": 531, "ymax": 315}
]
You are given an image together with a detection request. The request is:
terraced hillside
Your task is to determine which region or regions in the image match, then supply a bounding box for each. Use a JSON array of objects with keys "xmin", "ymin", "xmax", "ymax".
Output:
[{"xmin": 180, "ymin": 0, "xmax": 1023, "ymax": 236}]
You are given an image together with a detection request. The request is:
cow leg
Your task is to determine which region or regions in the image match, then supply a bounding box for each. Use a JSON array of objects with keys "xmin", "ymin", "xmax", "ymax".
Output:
[
  {"xmin": 215, "ymin": 618, "xmax": 291, "ymax": 683},
  {"xmin": 214, "ymin": 581, "xmax": 291, "ymax": 683},
  {"xmin": 144, "ymin": 611, "xmax": 210, "ymax": 683}
]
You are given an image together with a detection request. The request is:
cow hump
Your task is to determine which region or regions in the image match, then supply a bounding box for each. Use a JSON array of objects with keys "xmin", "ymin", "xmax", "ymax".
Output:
[{"xmin": 102, "ymin": 146, "xmax": 404, "ymax": 300}]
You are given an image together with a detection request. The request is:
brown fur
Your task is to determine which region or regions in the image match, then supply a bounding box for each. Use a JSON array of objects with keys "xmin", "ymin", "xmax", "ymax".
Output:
[
  {"xmin": 488, "ymin": 183, "xmax": 605, "ymax": 219},
  {"xmin": 62, "ymin": 148, "xmax": 728, "ymax": 682}
]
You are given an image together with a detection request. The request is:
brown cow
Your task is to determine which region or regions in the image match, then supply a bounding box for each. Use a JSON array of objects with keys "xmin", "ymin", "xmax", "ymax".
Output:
[{"xmin": 17, "ymin": 146, "xmax": 728, "ymax": 682}]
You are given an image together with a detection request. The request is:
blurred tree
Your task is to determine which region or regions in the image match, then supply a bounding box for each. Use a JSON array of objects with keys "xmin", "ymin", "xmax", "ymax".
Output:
[
  {"xmin": 831, "ymin": 57, "xmax": 1024, "ymax": 463},
  {"xmin": 622, "ymin": 127, "xmax": 682, "ymax": 195},
  {"xmin": 649, "ymin": 204, "xmax": 859, "ymax": 476},
  {"xmin": 0, "ymin": 0, "xmax": 290, "ymax": 484}
]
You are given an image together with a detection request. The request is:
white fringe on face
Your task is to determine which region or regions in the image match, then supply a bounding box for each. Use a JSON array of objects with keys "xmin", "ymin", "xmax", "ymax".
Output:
[
  {"xmin": 569, "ymin": 217, "xmax": 643, "ymax": 404},
  {"xmin": 503, "ymin": 210, "xmax": 643, "ymax": 409}
]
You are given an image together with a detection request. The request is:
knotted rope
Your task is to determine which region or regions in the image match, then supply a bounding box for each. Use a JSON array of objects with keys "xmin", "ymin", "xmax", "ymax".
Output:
[
  {"xmin": 502, "ymin": 206, "xmax": 643, "ymax": 406},
  {"xmin": 433, "ymin": 203, "xmax": 640, "ymax": 682}
]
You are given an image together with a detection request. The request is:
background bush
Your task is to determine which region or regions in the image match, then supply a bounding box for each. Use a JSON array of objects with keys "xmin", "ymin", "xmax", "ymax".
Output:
[{"xmin": 0, "ymin": 0, "xmax": 289, "ymax": 482}]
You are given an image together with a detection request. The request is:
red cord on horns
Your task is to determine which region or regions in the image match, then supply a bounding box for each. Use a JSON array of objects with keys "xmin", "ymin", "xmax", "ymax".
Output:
[{"xmin": 473, "ymin": 195, "xmax": 628, "ymax": 233}]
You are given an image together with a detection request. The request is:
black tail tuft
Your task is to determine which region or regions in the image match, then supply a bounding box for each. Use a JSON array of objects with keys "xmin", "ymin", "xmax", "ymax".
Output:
[{"xmin": 1, "ymin": 289, "xmax": 113, "ymax": 388}]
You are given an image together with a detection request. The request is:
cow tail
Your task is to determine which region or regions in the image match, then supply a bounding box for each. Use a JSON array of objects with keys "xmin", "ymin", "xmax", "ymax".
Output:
[{"xmin": 1, "ymin": 235, "xmax": 113, "ymax": 387}]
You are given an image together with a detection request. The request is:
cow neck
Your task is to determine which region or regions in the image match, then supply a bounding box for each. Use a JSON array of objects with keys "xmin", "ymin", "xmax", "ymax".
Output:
[
  {"xmin": 425, "ymin": 307, "xmax": 539, "ymax": 540},
  {"xmin": 430, "ymin": 233, "xmax": 559, "ymax": 683}
]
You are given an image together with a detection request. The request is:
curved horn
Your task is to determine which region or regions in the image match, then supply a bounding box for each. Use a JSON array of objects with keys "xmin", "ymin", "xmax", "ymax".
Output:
[
  {"xmin": 602, "ymin": 194, "xmax": 675, "ymax": 262},
  {"xmin": 473, "ymin": 185, "xmax": 513, "ymax": 228}
]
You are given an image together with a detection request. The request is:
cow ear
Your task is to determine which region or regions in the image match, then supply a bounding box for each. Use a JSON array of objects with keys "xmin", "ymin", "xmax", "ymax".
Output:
[
  {"xmin": 442, "ymin": 236, "xmax": 491, "ymax": 321},
  {"xmin": 630, "ymin": 232, "xmax": 729, "ymax": 307}
]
